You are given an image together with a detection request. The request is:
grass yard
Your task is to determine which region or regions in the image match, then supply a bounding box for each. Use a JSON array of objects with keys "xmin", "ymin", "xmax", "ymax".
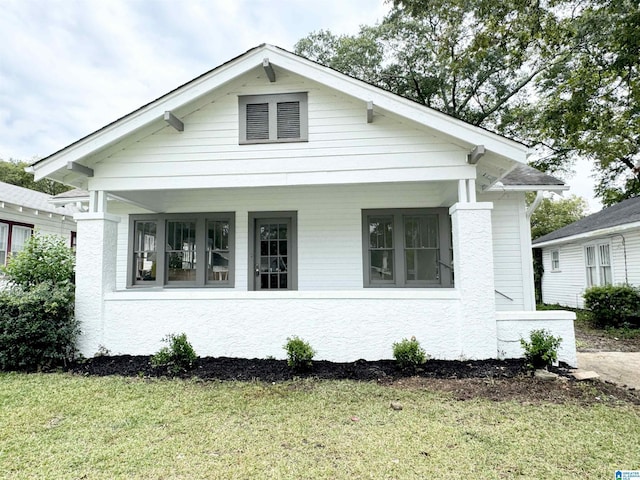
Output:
[{"xmin": 1, "ymin": 373, "xmax": 639, "ymax": 479}]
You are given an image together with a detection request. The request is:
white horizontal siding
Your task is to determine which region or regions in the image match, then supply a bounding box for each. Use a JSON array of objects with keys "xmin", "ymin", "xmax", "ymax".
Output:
[
  {"xmin": 542, "ymin": 227, "xmax": 640, "ymax": 308},
  {"xmin": 91, "ymin": 70, "xmax": 469, "ymax": 191},
  {"xmin": 111, "ymin": 183, "xmax": 450, "ymax": 291},
  {"xmin": 481, "ymin": 192, "xmax": 529, "ymax": 311},
  {"xmin": 0, "ymin": 209, "xmax": 75, "ymax": 240}
]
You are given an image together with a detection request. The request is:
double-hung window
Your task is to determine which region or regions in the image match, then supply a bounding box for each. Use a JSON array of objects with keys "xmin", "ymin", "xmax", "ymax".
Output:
[
  {"xmin": 585, "ymin": 243, "xmax": 612, "ymax": 287},
  {"xmin": 239, "ymin": 93, "xmax": 308, "ymax": 144},
  {"xmin": 0, "ymin": 220, "xmax": 33, "ymax": 266},
  {"xmin": 129, "ymin": 213, "xmax": 234, "ymax": 287},
  {"xmin": 551, "ymin": 250, "xmax": 560, "ymax": 271},
  {"xmin": 362, "ymin": 209, "xmax": 453, "ymax": 287}
]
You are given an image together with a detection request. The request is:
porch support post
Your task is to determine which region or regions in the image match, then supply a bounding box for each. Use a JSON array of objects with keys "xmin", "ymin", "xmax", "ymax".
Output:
[
  {"xmin": 449, "ymin": 201, "xmax": 497, "ymax": 358},
  {"xmin": 74, "ymin": 211, "xmax": 120, "ymax": 356}
]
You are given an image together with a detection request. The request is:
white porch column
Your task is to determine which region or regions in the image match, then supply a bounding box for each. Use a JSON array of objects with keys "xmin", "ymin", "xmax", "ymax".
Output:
[
  {"xmin": 74, "ymin": 211, "xmax": 120, "ymax": 356},
  {"xmin": 449, "ymin": 202, "xmax": 497, "ymax": 359}
]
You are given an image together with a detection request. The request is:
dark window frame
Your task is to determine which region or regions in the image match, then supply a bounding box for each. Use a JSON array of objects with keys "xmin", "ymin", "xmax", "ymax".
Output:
[
  {"xmin": 362, "ymin": 208, "xmax": 453, "ymax": 288},
  {"xmin": 127, "ymin": 212, "xmax": 235, "ymax": 288},
  {"xmin": 239, "ymin": 92, "xmax": 308, "ymax": 144},
  {"xmin": 0, "ymin": 219, "xmax": 34, "ymax": 266}
]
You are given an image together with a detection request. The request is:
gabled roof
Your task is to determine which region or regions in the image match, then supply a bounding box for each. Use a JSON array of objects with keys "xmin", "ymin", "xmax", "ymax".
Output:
[
  {"xmin": 500, "ymin": 164, "xmax": 565, "ymax": 187},
  {"xmin": 0, "ymin": 181, "xmax": 76, "ymax": 216},
  {"xmin": 32, "ymin": 44, "xmax": 530, "ymax": 186},
  {"xmin": 533, "ymin": 196, "xmax": 640, "ymax": 246}
]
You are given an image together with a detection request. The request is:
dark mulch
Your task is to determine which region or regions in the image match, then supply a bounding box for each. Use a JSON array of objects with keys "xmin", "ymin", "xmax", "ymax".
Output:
[
  {"xmin": 65, "ymin": 355, "xmax": 640, "ymax": 405},
  {"xmin": 68, "ymin": 355, "xmax": 531, "ymax": 382}
]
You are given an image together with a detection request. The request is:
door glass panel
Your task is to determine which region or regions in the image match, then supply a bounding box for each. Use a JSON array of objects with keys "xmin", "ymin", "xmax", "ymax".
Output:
[
  {"xmin": 257, "ymin": 221, "xmax": 289, "ymax": 289},
  {"xmin": 167, "ymin": 220, "xmax": 196, "ymax": 282}
]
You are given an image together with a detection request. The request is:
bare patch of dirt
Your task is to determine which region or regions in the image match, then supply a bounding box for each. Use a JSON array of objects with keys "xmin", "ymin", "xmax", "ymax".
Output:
[
  {"xmin": 575, "ymin": 327, "xmax": 640, "ymax": 352},
  {"xmin": 66, "ymin": 355, "xmax": 640, "ymax": 405}
]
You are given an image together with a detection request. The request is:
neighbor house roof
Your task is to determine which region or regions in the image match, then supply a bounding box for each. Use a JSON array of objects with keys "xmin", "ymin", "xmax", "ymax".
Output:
[
  {"xmin": 533, "ymin": 196, "xmax": 640, "ymax": 247},
  {"xmin": 0, "ymin": 181, "xmax": 77, "ymax": 216},
  {"xmin": 31, "ymin": 44, "xmax": 530, "ymax": 188}
]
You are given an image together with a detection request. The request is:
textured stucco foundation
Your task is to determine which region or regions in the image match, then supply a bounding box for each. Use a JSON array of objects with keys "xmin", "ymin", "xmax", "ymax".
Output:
[
  {"xmin": 73, "ymin": 290, "xmax": 514, "ymax": 362},
  {"xmin": 496, "ymin": 310, "xmax": 577, "ymax": 366}
]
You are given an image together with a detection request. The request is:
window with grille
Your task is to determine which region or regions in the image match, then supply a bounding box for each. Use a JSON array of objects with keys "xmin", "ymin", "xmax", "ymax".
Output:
[
  {"xmin": 239, "ymin": 93, "xmax": 307, "ymax": 144},
  {"xmin": 551, "ymin": 250, "xmax": 560, "ymax": 271},
  {"xmin": 362, "ymin": 209, "xmax": 453, "ymax": 288},
  {"xmin": 585, "ymin": 243, "xmax": 612, "ymax": 287},
  {"xmin": 129, "ymin": 213, "xmax": 234, "ymax": 288}
]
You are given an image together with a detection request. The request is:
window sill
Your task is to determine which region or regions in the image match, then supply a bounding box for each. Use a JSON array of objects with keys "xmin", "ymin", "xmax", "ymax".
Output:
[{"xmin": 106, "ymin": 289, "xmax": 460, "ymax": 302}]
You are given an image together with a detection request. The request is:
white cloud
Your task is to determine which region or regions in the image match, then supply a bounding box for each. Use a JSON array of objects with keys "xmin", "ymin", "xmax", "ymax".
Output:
[{"xmin": 0, "ymin": 0, "xmax": 388, "ymax": 161}]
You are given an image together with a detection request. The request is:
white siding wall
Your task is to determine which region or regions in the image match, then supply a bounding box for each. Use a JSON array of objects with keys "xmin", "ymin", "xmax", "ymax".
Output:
[
  {"xmin": 0, "ymin": 209, "xmax": 75, "ymax": 240},
  {"xmin": 480, "ymin": 192, "xmax": 531, "ymax": 311},
  {"xmin": 111, "ymin": 183, "xmax": 452, "ymax": 291},
  {"xmin": 541, "ymin": 227, "xmax": 640, "ymax": 308},
  {"xmin": 89, "ymin": 69, "xmax": 472, "ymax": 193}
]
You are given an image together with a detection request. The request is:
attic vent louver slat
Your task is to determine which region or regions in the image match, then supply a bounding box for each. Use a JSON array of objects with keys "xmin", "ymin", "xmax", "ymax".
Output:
[
  {"xmin": 246, "ymin": 103, "xmax": 269, "ymax": 140},
  {"xmin": 277, "ymin": 101, "xmax": 300, "ymax": 139}
]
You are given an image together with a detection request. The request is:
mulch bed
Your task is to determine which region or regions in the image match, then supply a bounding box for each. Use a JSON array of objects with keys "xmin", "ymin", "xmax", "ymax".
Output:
[{"xmin": 64, "ymin": 355, "xmax": 640, "ymax": 405}]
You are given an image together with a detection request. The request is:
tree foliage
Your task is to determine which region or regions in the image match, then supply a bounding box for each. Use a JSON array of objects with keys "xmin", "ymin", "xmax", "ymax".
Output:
[
  {"xmin": 295, "ymin": 0, "xmax": 640, "ymax": 206},
  {"xmin": 0, "ymin": 159, "xmax": 70, "ymax": 195},
  {"xmin": 529, "ymin": 194, "xmax": 588, "ymax": 240}
]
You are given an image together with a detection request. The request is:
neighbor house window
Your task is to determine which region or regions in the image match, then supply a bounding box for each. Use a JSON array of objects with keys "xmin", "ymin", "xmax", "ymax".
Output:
[
  {"xmin": 362, "ymin": 209, "xmax": 453, "ymax": 287},
  {"xmin": 585, "ymin": 243, "xmax": 611, "ymax": 287},
  {"xmin": 551, "ymin": 250, "xmax": 560, "ymax": 271},
  {"xmin": 0, "ymin": 220, "xmax": 33, "ymax": 266},
  {"xmin": 128, "ymin": 213, "xmax": 234, "ymax": 287},
  {"xmin": 239, "ymin": 93, "xmax": 308, "ymax": 144}
]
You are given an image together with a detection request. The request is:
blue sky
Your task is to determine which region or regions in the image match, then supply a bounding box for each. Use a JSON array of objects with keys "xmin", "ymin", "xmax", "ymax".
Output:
[{"xmin": 0, "ymin": 0, "xmax": 600, "ymax": 210}]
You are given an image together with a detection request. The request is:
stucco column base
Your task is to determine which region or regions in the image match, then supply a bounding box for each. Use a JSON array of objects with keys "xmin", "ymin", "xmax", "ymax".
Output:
[
  {"xmin": 74, "ymin": 212, "xmax": 120, "ymax": 357},
  {"xmin": 449, "ymin": 202, "xmax": 497, "ymax": 359}
]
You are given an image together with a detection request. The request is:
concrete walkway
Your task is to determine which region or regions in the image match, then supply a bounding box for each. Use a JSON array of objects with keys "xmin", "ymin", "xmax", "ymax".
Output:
[{"xmin": 576, "ymin": 352, "xmax": 640, "ymax": 390}]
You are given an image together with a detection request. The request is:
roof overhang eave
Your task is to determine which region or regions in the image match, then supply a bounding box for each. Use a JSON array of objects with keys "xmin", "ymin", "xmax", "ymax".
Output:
[{"xmin": 533, "ymin": 221, "xmax": 640, "ymax": 248}]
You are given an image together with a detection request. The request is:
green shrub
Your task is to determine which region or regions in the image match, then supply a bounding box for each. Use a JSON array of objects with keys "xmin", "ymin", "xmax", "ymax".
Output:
[
  {"xmin": 392, "ymin": 336, "xmax": 427, "ymax": 369},
  {"xmin": 520, "ymin": 329, "xmax": 562, "ymax": 370},
  {"xmin": 150, "ymin": 333, "xmax": 197, "ymax": 374},
  {"xmin": 0, "ymin": 281, "xmax": 78, "ymax": 371},
  {"xmin": 2, "ymin": 234, "xmax": 75, "ymax": 287},
  {"xmin": 283, "ymin": 336, "xmax": 315, "ymax": 372},
  {"xmin": 583, "ymin": 284, "xmax": 640, "ymax": 328}
]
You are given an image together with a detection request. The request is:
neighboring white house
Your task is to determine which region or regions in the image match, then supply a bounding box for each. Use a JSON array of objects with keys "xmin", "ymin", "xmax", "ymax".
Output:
[
  {"xmin": 30, "ymin": 44, "xmax": 577, "ymax": 365},
  {"xmin": 533, "ymin": 196, "xmax": 640, "ymax": 309},
  {"xmin": 0, "ymin": 181, "xmax": 77, "ymax": 266}
]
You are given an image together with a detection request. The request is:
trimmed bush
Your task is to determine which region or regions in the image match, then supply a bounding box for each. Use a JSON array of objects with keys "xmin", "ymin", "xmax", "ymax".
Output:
[
  {"xmin": 583, "ymin": 284, "xmax": 640, "ymax": 328},
  {"xmin": 0, "ymin": 281, "xmax": 78, "ymax": 370},
  {"xmin": 2, "ymin": 234, "xmax": 75, "ymax": 287},
  {"xmin": 284, "ymin": 336, "xmax": 315, "ymax": 372},
  {"xmin": 151, "ymin": 333, "xmax": 198, "ymax": 374},
  {"xmin": 392, "ymin": 336, "xmax": 427, "ymax": 369},
  {"xmin": 520, "ymin": 329, "xmax": 562, "ymax": 370}
]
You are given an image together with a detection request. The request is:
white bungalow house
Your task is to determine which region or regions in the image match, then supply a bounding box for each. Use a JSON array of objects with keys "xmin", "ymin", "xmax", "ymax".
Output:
[
  {"xmin": 30, "ymin": 44, "xmax": 576, "ymax": 365},
  {"xmin": 533, "ymin": 196, "xmax": 640, "ymax": 309},
  {"xmin": 0, "ymin": 181, "xmax": 76, "ymax": 266}
]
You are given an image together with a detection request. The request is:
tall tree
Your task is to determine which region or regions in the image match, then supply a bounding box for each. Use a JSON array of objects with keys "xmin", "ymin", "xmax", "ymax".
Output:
[
  {"xmin": 295, "ymin": 0, "xmax": 640, "ymax": 206},
  {"xmin": 0, "ymin": 159, "xmax": 71, "ymax": 195},
  {"xmin": 530, "ymin": 0, "xmax": 640, "ymax": 206},
  {"xmin": 529, "ymin": 194, "xmax": 588, "ymax": 240}
]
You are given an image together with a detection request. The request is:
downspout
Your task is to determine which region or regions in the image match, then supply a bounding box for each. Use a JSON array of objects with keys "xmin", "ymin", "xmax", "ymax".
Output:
[
  {"xmin": 526, "ymin": 190, "xmax": 544, "ymax": 218},
  {"xmin": 610, "ymin": 233, "xmax": 629, "ymax": 284}
]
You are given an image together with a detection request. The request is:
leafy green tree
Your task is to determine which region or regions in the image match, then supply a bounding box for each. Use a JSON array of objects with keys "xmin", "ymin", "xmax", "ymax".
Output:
[
  {"xmin": 529, "ymin": 194, "xmax": 588, "ymax": 241},
  {"xmin": 0, "ymin": 159, "xmax": 71, "ymax": 195},
  {"xmin": 530, "ymin": 0, "xmax": 640, "ymax": 207},
  {"xmin": 296, "ymin": 0, "xmax": 640, "ymax": 205}
]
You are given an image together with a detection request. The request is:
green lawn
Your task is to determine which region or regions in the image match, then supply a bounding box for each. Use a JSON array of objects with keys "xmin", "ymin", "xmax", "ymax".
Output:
[{"xmin": 1, "ymin": 373, "xmax": 639, "ymax": 479}]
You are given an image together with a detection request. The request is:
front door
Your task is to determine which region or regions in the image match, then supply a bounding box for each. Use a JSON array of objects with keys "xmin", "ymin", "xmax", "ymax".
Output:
[{"xmin": 255, "ymin": 217, "xmax": 291, "ymax": 290}]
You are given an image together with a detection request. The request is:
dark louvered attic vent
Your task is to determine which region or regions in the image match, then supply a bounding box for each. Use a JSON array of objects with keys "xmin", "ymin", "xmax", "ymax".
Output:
[
  {"xmin": 277, "ymin": 101, "xmax": 300, "ymax": 139},
  {"xmin": 246, "ymin": 103, "xmax": 269, "ymax": 140}
]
